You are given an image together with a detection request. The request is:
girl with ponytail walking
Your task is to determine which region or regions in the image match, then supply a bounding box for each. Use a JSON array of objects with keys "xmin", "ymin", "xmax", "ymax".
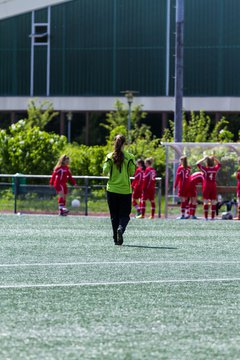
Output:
[
  {"xmin": 103, "ymin": 134, "xmax": 136, "ymax": 245},
  {"xmin": 50, "ymin": 154, "xmax": 77, "ymax": 216}
]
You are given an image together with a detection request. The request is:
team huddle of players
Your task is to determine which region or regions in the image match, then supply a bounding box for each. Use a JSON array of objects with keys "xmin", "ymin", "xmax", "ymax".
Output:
[
  {"xmin": 174, "ymin": 155, "xmax": 240, "ymax": 220},
  {"xmin": 50, "ymin": 154, "xmax": 157, "ymax": 218},
  {"xmin": 49, "ymin": 152, "xmax": 240, "ymax": 221},
  {"xmin": 131, "ymin": 154, "xmax": 240, "ymax": 221}
]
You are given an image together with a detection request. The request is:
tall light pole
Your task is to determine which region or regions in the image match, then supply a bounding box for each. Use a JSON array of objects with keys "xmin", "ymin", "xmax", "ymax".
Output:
[
  {"xmin": 173, "ymin": 0, "xmax": 184, "ymax": 205},
  {"xmin": 174, "ymin": 0, "xmax": 184, "ymax": 143},
  {"xmin": 121, "ymin": 90, "xmax": 138, "ymax": 144},
  {"xmin": 66, "ymin": 111, "xmax": 72, "ymax": 143}
]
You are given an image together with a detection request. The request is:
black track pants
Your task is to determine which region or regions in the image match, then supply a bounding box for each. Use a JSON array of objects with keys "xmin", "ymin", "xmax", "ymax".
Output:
[{"xmin": 106, "ymin": 191, "xmax": 132, "ymax": 240}]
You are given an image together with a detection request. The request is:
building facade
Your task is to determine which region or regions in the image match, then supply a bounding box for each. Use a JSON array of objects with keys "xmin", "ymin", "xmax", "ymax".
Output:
[{"xmin": 0, "ymin": 0, "xmax": 240, "ymax": 140}]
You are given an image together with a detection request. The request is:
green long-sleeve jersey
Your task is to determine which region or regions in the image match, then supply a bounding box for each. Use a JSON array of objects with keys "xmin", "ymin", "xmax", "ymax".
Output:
[{"xmin": 102, "ymin": 150, "xmax": 136, "ymax": 194}]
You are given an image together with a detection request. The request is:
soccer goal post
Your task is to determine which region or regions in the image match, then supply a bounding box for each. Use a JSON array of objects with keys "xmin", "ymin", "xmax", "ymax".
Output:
[{"xmin": 161, "ymin": 142, "xmax": 240, "ymax": 219}]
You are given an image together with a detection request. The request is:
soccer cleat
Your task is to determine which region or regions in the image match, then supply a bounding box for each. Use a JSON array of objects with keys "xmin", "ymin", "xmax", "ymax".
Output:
[
  {"xmin": 148, "ymin": 216, "xmax": 154, "ymax": 219},
  {"xmin": 180, "ymin": 215, "xmax": 185, "ymax": 219},
  {"xmin": 136, "ymin": 214, "xmax": 144, "ymax": 219},
  {"xmin": 59, "ymin": 207, "xmax": 69, "ymax": 216},
  {"xmin": 190, "ymin": 215, "xmax": 198, "ymax": 219},
  {"xmin": 116, "ymin": 226, "xmax": 123, "ymax": 245},
  {"xmin": 59, "ymin": 211, "xmax": 67, "ymax": 216}
]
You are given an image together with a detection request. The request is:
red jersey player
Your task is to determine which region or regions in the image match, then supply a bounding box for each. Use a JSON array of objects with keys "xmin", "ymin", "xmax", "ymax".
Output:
[
  {"xmin": 236, "ymin": 158, "xmax": 240, "ymax": 220},
  {"xmin": 137, "ymin": 157, "xmax": 157, "ymax": 219},
  {"xmin": 188, "ymin": 171, "xmax": 204, "ymax": 219},
  {"xmin": 132, "ymin": 159, "xmax": 145, "ymax": 216},
  {"xmin": 50, "ymin": 154, "xmax": 77, "ymax": 216},
  {"xmin": 197, "ymin": 155, "xmax": 221, "ymax": 220},
  {"xmin": 174, "ymin": 156, "xmax": 191, "ymax": 219}
]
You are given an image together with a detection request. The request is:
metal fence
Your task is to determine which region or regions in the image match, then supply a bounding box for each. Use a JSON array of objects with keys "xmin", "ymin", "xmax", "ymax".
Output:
[{"xmin": 0, "ymin": 174, "xmax": 162, "ymax": 217}]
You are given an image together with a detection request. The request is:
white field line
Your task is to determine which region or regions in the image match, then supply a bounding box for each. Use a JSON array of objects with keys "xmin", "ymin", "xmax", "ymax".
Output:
[
  {"xmin": 1, "ymin": 278, "xmax": 240, "ymax": 289},
  {"xmin": 0, "ymin": 260, "xmax": 240, "ymax": 268}
]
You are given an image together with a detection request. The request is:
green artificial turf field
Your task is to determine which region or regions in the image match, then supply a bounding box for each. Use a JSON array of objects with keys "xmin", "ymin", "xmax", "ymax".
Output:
[{"xmin": 0, "ymin": 214, "xmax": 240, "ymax": 359}]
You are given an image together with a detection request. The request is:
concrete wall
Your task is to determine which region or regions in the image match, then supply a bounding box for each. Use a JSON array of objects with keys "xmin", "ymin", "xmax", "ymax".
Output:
[{"xmin": 1, "ymin": 96, "xmax": 240, "ymax": 112}]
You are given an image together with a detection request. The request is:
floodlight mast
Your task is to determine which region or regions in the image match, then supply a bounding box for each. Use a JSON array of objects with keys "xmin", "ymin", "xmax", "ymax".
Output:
[
  {"xmin": 120, "ymin": 90, "xmax": 139, "ymax": 144},
  {"xmin": 66, "ymin": 111, "xmax": 73, "ymax": 143},
  {"xmin": 174, "ymin": 0, "xmax": 184, "ymax": 143}
]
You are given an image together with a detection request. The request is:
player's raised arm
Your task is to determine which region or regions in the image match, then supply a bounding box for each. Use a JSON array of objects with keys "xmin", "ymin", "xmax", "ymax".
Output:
[
  {"xmin": 212, "ymin": 156, "xmax": 220, "ymax": 165},
  {"xmin": 196, "ymin": 156, "xmax": 208, "ymax": 165}
]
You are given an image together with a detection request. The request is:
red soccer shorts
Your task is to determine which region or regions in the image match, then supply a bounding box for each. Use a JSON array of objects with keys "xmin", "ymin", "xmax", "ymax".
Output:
[
  {"xmin": 132, "ymin": 188, "xmax": 142, "ymax": 199},
  {"xmin": 202, "ymin": 183, "xmax": 216, "ymax": 200},
  {"xmin": 54, "ymin": 183, "xmax": 68, "ymax": 195}
]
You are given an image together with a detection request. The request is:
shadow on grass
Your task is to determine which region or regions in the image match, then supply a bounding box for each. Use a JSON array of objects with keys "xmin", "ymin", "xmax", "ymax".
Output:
[{"xmin": 123, "ymin": 244, "xmax": 177, "ymax": 250}]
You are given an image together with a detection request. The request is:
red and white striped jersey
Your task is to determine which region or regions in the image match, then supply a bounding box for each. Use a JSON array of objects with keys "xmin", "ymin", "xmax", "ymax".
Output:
[
  {"xmin": 50, "ymin": 165, "xmax": 76, "ymax": 188},
  {"xmin": 190, "ymin": 171, "xmax": 204, "ymax": 186},
  {"xmin": 197, "ymin": 163, "xmax": 221, "ymax": 183},
  {"xmin": 174, "ymin": 165, "xmax": 191, "ymax": 190},
  {"xmin": 237, "ymin": 169, "xmax": 240, "ymax": 193},
  {"xmin": 237, "ymin": 169, "xmax": 240, "ymax": 183},
  {"xmin": 132, "ymin": 167, "xmax": 144, "ymax": 191},
  {"xmin": 142, "ymin": 167, "xmax": 156, "ymax": 193}
]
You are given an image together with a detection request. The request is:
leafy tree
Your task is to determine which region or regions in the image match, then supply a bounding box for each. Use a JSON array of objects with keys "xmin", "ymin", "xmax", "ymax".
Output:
[
  {"xmin": 209, "ymin": 117, "xmax": 234, "ymax": 142},
  {"xmin": 101, "ymin": 99, "xmax": 147, "ymax": 144},
  {"xmin": 182, "ymin": 111, "xmax": 211, "ymax": 142},
  {"xmin": 160, "ymin": 120, "xmax": 174, "ymax": 142},
  {"xmin": 216, "ymin": 113, "xmax": 240, "ymax": 142},
  {"xmin": 0, "ymin": 99, "xmax": 65, "ymax": 175},
  {"xmin": 161, "ymin": 112, "xmax": 236, "ymax": 190},
  {"xmin": 24, "ymin": 98, "xmax": 58, "ymax": 130},
  {"xmin": 0, "ymin": 120, "xmax": 66, "ymax": 174},
  {"xmin": 63, "ymin": 143, "xmax": 105, "ymax": 176},
  {"xmin": 102, "ymin": 101, "xmax": 165, "ymax": 176},
  {"xmin": 162, "ymin": 111, "xmax": 234, "ymax": 143}
]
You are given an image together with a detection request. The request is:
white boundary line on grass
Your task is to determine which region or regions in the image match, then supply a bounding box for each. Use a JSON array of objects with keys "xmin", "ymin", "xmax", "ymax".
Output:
[
  {"xmin": 0, "ymin": 260, "xmax": 240, "ymax": 267},
  {"xmin": 1, "ymin": 278, "xmax": 240, "ymax": 289}
]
